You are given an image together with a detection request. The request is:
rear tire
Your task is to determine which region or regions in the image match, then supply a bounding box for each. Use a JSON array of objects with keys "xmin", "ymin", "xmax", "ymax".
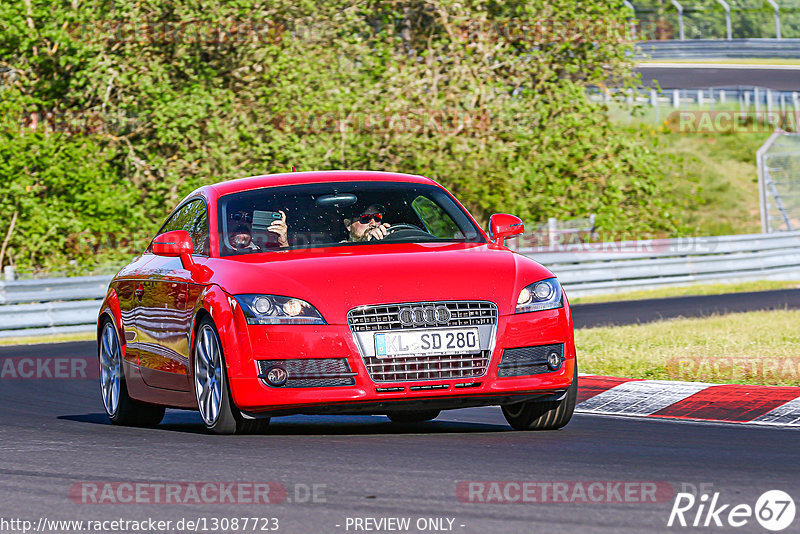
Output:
[
  {"xmin": 193, "ymin": 317, "xmax": 270, "ymax": 435},
  {"xmin": 387, "ymin": 410, "xmax": 440, "ymax": 424},
  {"xmin": 501, "ymin": 361, "xmax": 578, "ymax": 431},
  {"xmin": 99, "ymin": 318, "xmax": 165, "ymax": 427}
]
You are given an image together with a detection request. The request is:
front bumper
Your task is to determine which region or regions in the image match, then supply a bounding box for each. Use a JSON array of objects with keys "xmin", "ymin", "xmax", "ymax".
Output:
[{"xmin": 227, "ymin": 308, "xmax": 575, "ymax": 415}]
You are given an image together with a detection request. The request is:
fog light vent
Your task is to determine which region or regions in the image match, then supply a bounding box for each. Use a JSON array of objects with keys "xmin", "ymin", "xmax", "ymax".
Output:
[
  {"xmin": 409, "ymin": 384, "xmax": 449, "ymax": 391},
  {"xmin": 257, "ymin": 358, "xmax": 356, "ymax": 388},
  {"xmin": 497, "ymin": 344, "xmax": 564, "ymax": 378},
  {"xmin": 375, "ymin": 387, "xmax": 405, "ymax": 393}
]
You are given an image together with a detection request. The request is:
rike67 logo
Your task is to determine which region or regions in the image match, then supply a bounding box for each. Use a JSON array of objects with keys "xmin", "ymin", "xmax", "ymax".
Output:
[{"xmin": 668, "ymin": 490, "xmax": 796, "ymax": 531}]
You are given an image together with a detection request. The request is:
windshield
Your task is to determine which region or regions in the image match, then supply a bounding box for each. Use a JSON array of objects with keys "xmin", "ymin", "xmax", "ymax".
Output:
[{"xmin": 217, "ymin": 181, "xmax": 485, "ymax": 255}]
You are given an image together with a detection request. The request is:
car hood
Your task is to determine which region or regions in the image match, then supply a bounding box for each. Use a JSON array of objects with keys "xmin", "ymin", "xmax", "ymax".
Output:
[{"xmin": 205, "ymin": 242, "xmax": 554, "ymax": 323}]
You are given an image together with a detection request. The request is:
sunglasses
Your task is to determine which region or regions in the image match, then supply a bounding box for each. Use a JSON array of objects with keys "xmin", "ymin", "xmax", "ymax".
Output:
[
  {"xmin": 358, "ymin": 213, "xmax": 383, "ymax": 224},
  {"xmin": 230, "ymin": 211, "xmax": 253, "ymax": 222}
]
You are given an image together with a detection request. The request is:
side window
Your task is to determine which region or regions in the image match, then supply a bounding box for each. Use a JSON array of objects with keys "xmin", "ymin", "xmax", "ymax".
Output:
[
  {"xmin": 411, "ymin": 196, "xmax": 462, "ymax": 238},
  {"xmin": 183, "ymin": 201, "xmax": 209, "ymax": 255},
  {"xmin": 157, "ymin": 199, "xmax": 209, "ymax": 256}
]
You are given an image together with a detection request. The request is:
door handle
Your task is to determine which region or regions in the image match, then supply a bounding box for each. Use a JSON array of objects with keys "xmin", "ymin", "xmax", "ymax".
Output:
[{"xmin": 135, "ymin": 284, "xmax": 144, "ymax": 301}]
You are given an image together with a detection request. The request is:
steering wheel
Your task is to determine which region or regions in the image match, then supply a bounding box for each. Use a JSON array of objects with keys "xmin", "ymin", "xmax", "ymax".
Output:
[
  {"xmin": 386, "ymin": 223, "xmax": 424, "ymax": 234},
  {"xmin": 382, "ymin": 223, "xmax": 434, "ymax": 242}
]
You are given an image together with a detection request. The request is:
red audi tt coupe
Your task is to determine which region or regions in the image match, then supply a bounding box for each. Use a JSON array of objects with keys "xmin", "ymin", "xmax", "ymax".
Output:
[{"xmin": 97, "ymin": 171, "xmax": 577, "ymax": 434}]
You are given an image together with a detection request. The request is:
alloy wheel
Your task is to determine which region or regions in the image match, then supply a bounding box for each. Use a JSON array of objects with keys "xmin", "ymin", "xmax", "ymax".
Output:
[
  {"xmin": 194, "ymin": 324, "xmax": 223, "ymax": 426},
  {"xmin": 99, "ymin": 322, "xmax": 121, "ymax": 416}
]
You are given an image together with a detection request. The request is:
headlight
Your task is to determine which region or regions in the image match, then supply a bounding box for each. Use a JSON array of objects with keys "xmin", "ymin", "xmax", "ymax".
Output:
[
  {"xmin": 233, "ymin": 294, "xmax": 326, "ymax": 325},
  {"xmin": 516, "ymin": 278, "xmax": 563, "ymax": 313}
]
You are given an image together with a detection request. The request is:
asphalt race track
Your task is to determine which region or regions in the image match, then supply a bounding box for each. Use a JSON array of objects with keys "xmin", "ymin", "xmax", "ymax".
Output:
[
  {"xmin": 1, "ymin": 292, "xmax": 799, "ymax": 533},
  {"xmin": 1, "ymin": 343, "xmax": 798, "ymax": 533},
  {"xmin": 636, "ymin": 64, "xmax": 800, "ymax": 91},
  {"xmin": 572, "ymin": 288, "xmax": 800, "ymax": 329}
]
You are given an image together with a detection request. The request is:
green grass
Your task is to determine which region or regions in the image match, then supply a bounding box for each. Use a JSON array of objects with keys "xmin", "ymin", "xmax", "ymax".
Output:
[
  {"xmin": 0, "ymin": 331, "xmax": 95, "ymax": 346},
  {"xmin": 576, "ymin": 309, "xmax": 800, "ymax": 386},
  {"xmin": 606, "ymin": 103, "xmax": 771, "ymax": 236},
  {"xmin": 609, "ymin": 100, "xmax": 759, "ymax": 126},
  {"xmin": 658, "ymin": 130, "xmax": 770, "ymax": 236},
  {"xmin": 570, "ymin": 280, "xmax": 800, "ymax": 304}
]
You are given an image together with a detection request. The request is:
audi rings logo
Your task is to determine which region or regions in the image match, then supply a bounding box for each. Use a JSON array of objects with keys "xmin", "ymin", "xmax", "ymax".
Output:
[{"xmin": 398, "ymin": 305, "xmax": 451, "ymax": 327}]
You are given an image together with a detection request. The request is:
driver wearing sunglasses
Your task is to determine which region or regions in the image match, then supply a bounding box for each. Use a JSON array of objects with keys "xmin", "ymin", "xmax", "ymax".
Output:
[{"xmin": 344, "ymin": 204, "xmax": 391, "ymax": 242}]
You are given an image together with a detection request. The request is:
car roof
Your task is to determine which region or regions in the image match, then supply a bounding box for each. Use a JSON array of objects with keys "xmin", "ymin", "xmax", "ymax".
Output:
[{"xmin": 207, "ymin": 170, "xmax": 435, "ymax": 197}]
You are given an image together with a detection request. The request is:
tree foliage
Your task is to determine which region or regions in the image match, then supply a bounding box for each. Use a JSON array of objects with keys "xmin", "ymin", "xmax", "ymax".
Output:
[
  {"xmin": 633, "ymin": 0, "xmax": 800, "ymax": 40},
  {"xmin": 0, "ymin": 0, "xmax": 679, "ymax": 271}
]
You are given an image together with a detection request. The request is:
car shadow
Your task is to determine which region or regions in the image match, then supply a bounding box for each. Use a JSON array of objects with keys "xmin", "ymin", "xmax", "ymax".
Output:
[
  {"xmin": 59, "ymin": 413, "xmax": 111, "ymax": 424},
  {"xmin": 58, "ymin": 412, "xmax": 510, "ymax": 435}
]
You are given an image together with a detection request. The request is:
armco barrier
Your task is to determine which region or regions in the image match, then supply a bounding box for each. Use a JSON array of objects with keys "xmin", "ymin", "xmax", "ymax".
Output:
[
  {"xmin": 0, "ymin": 275, "xmax": 111, "ymax": 305},
  {"xmin": 1, "ymin": 230, "xmax": 799, "ymax": 336},
  {"xmin": 0, "ymin": 276, "xmax": 111, "ymax": 337},
  {"xmin": 521, "ymin": 230, "xmax": 800, "ymax": 297},
  {"xmin": 635, "ymin": 39, "xmax": 800, "ymax": 60},
  {"xmin": 0, "ymin": 300, "xmax": 104, "ymax": 331}
]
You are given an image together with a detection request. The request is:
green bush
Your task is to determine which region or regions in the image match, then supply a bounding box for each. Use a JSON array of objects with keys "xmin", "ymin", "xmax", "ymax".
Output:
[
  {"xmin": 633, "ymin": 0, "xmax": 800, "ymax": 39},
  {"xmin": 0, "ymin": 93, "xmax": 141, "ymax": 271}
]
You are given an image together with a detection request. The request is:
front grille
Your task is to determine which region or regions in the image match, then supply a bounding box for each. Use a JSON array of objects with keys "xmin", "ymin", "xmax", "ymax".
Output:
[
  {"xmin": 256, "ymin": 358, "xmax": 356, "ymax": 388},
  {"xmin": 348, "ymin": 301, "xmax": 498, "ymax": 383},
  {"xmin": 362, "ymin": 351, "xmax": 491, "ymax": 382},
  {"xmin": 347, "ymin": 301, "xmax": 497, "ymax": 332},
  {"xmin": 498, "ymin": 344, "xmax": 563, "ymax": 377}
]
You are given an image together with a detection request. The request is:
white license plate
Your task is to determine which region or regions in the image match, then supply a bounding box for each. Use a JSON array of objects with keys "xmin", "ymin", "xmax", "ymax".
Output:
[{"xmin": 374, "ymin": 328, "xmax": 480, "ymax": 358}]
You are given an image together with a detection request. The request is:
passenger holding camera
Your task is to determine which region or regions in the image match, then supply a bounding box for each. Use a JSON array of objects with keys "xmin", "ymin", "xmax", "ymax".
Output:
[
  {"xmin": 228, "ymin": 210, "xmax": 288, "ymax": 251},
  {"xmin": 228, "ymin": 204, "xmax": 392, "ymax": 251}
]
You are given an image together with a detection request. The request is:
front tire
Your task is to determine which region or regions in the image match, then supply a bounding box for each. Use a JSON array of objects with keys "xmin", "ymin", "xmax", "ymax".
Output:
[
  {"xmin": 387, "ymin": 410, "xmax": 440, "ymax": 424},
  {"xmin": 99, "ymin": 319, "xmax": 165, "ymax": 427},
  {"xmin": 501, "ymin": 361, "xmax": 578, "ymax": 431},
  {"xmin": 193, "ymin": 317, "xmax": 270, "ymax": 435}
]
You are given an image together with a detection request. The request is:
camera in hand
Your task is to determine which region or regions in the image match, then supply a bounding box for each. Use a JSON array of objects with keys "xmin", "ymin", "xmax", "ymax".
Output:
[{"xmin": 251, "ymin": 210, "xmax": 283, "ymax": 247}]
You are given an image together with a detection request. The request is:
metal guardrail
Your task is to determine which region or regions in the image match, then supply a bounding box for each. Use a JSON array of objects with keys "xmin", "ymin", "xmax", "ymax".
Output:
[
  {"xmin": 0, "ymin": 300, "xmax": 104, "ymax": 331},
  {"xmin": 0, "ymin": 276, "xmax": 111, "ymax": 337},
  {"xmin": 636, "ymin": 39, "xmax": 800, "ymax": 60},
  {"xmin": 590, "ymin": 86, "xmax": 800, "ymax": 114},
  {"xmin": 1, "ymin": 230, "xmax": 799, "ymax": 336},
  {"xmin": 0, "ymin": 275, "xmax": 111, "ymax": 305},
  {"xmin": 522, "ymin": 230, "xmax": 800, "ymax": 297}
]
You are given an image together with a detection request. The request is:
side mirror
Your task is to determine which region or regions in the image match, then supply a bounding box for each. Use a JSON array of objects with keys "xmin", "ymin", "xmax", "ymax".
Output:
[
  {"xmin": 489, "ymin": 214, "xmax": 524, "ymax": 246},
  {"xmin": 152, "ymin": 230, "xmax": 195, "ymax": 269}
]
